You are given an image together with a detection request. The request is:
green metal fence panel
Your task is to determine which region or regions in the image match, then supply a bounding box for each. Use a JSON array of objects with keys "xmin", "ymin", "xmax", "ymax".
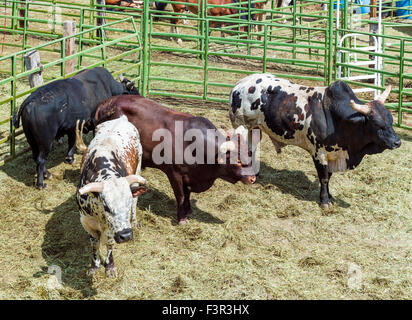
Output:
[
  {"xmin": 0, "ymin": 0, "xmax": 411, "ymax": 164},
  {"xmin": 0, "ymin": 13, "xmax": 142, "ymax": 164}
]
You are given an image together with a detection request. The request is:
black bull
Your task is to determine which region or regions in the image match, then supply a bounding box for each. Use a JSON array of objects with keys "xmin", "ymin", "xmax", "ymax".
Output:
[{"xmin": 13, "ymin": 67, "xmax": 139, "ymax": 189}]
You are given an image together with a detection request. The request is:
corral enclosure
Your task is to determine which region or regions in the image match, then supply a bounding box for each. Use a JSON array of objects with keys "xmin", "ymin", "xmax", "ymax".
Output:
[{"xmin": 0, "ymin": 0, "xmax": 411, "ymax": 299}]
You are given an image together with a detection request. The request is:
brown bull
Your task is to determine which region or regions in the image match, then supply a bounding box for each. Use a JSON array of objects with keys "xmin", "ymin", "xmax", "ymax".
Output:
[{"xmin": 94, "ymin": 95, "xmax": 256, "ymax": 224}]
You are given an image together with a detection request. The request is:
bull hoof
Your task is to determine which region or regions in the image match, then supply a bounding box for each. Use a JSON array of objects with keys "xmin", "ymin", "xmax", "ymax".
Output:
[
  {"xmin": 43, "ymin": 170, "xmax": 52, "ymax": 180},
  {"xmin": 105, "ymin": 265, "xmax": 117, "ymax": 278},
  {"xmin": 320, "ymin": 202, "xmax": 334, "ymax": 210},
  {"xmin": 178, "ymin": 218, "xmax": 188, "ymax": 225},
  {"xmin": 36, "ymin": 183, "xmax": 47, "ymax": 189},
  {"xmin": 177, "ymin": 39, "xmax": 183, "ymax": 46},
  {"xmin": 88, "ymin": 266, "xmax": 100, "ymax": 276},
  {"xmin": 65, "ymin": 156, "xmax": 74, "ymax": 164}
]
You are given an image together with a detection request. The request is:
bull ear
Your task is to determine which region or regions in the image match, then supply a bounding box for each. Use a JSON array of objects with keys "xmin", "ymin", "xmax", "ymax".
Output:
[
  {"xmin": 345, "ymin": 113, "xmax": 366, "ymax": 125},
  {"xmin": 79, "ymin": 182, "xmax": 104, "ymax": 195},
  {"xmin": 131, "ymin": 186, "xmax": 147, "ymax": 198},
  {"xmin": 119, "ymin": 74, "xmax": 124, "ymax": 82}
]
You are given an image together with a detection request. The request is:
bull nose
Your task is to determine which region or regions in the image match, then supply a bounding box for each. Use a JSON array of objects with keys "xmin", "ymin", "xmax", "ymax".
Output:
[
  {"xmin": 114, "ymin": 228, "xmax": 133, "ymax": 244},
  {"xmin": 393, "ymin": 139, "xmax": 401, "ymax": 149},
  {"xmin": 246, "ymin": 176, "xmax": 256, "ymax": 184}
]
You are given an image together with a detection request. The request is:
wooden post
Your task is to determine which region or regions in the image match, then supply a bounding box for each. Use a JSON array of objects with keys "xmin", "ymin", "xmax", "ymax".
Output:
[
  {"xmin": 96, "ymin": 0, "xmax": 106, "ymax": 38},
  {"xmin": 370, "ymin": 0, "xmax": 377, "ymax": 18},
  {"xmin": 369, "ymin": 0, "xmax": 379, "ymax": 56},
  {"xmin": 368, "ymin": 3, "xmax": 379, "ymax": 83},
  {"xmin": 63, "ymin": 21, "xmax": 76, "ymax": 75},
  {"xmin": 19, "ymin": 0, "xmax": 27, "ymax": 28},
  {"xmin": 24, "ymin": 50, "xmax": 43, "ymax": 88}
]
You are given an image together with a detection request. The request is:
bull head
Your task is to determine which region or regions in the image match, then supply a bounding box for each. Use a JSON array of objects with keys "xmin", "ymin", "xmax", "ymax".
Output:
[
  {"xmin": 119, "ymin": 73, "xmax": 135, "ymax": 89},
  {"xmin": 218, "ymin": 126, "xmax": 252, "ymax": 167}
]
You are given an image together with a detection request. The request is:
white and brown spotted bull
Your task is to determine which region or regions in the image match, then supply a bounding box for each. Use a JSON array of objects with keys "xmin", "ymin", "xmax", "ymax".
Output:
[
  {"xmin": 75, "ymin": 115, "xmax": 147, "ymax": 277},
  {"xmin": 229, "ymin": 73, "xmax": 401, "ymax": 209}
]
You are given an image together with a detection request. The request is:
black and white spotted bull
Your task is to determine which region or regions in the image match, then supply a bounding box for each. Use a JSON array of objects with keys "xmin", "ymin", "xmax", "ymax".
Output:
[
  {"xmin": 75, "ymin": 115, "xmax": 147, "ymax": 277},
  {"xmin": 13, "ymin": 67, "xmax": 139, "ymax": 189},
  {"xmin": 229, "ymin": 73, "xmax": 401, "ymax": 209}
]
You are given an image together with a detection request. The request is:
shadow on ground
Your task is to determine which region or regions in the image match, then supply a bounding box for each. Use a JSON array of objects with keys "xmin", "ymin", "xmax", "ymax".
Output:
[
  {"xmin": 35, "ymin": 195, "xmax": 96, "ymax": 298},
  {"xmin": 398, "ymin": 131, "xmax": 412, "ymax": 143},
  {"xmin": 138, "ymin": 187, "xmax": 224, "ymax": 225},
  {"xmin": 257, "ymin": 162, "xmax": 350, "ymax": 208},
  {"xmin": 393, "ymin": 25, "xmax": 412, "ymax": 37},
  {"xmin": 1, "ymin": 135, "xmax": 91, "ymax": 188}
]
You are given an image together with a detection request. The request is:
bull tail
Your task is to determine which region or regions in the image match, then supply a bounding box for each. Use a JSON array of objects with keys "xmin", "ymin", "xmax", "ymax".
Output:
[
  {"xmin": 12, "ymin": 100, "xmax": 29, "ymax": 128},
  {"xmin": 155, "ymin": 2, "xmax": 167, "ymax": 11},
  {"xmin": 75, "ymin": 120, "xmax": 88, "ymax": 153}
]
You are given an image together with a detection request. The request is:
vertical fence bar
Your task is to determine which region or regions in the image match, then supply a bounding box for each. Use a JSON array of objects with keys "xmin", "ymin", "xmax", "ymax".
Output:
[
  {"xmin": 200, "ymin": 0, "xmax": 206, "ymax": 60},
  {"xmin": 328, "ymin": 0, "xmax": 334, "ymax": 84},
  {"xmin": 292, "ymin": 0, "xmax": 297, "ymax": 62},
  {"xmin": 342, "ymin": 0, "xmax": 348, "ymax": 77},
  {"xmin": 324, "ymin": 29, "xmax": 328, "ymax": 86},
  {"xmin": 398, "ymin": 40, "xmax": 404, "ymax": 127},
  {"xmin": 10, "ymin": 55, "xmax": 17, "ymax": 157},
  {"xmin": 263, "ymin": 24, "xmax": 267, "ymax": 73},
  {"xmin": 11, "ymin": 0, "xmax": 17, "ymax": 32},
  {"xmin": 78, "ymin": 9, "xmax": 85, "ymax": 70},
  {"xmin": 141, "ymin": 0, "xmax": 149, "ymax": 97},
  {"xmin": 52, "ymin": 0, "xmax": 57, "ymax": 34},
  {"xmin": 203, "ymin": 19, "xmax": 209, "ymax": 100},
  {"xmin": 60, "ymin": 37, "xmax": 65, "ymax": 76},
  {"xmin": 247, "ymin": 0, "xmax": 252, "ymax": 56}
]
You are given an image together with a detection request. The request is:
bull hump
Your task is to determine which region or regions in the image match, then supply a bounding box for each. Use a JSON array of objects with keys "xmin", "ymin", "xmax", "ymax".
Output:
[
  {"xmin": 82, "ymin": 117, "xmax": 141, "ymax": 182},
  {"xmin": 261, "ymin": 90, "xmax": 304, "ymax": 139}
]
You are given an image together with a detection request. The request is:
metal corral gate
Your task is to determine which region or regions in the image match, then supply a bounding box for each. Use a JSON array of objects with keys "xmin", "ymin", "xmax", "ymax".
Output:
[
  {"xmin": 144, "ymin": 0, "xmax": 412, "ymax": 124},
  {"xmin": 0, "ymin": 2, "xmax": 144, "ymax": 164},
  {"xmin": 0, "ymin": 0, "xmax": 411, "ymax": 165}
]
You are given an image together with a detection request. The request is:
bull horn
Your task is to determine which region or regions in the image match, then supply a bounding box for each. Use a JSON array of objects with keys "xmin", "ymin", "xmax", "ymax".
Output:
[
  {"xmin": 79, "ymin": 181, "xmax": 104, "ymax": 195},
  {"xmin": 350, "ymin": 100, "xmax": 371, "ymax": 115},
  {"xmin": 126, "ymin": 81, "xmax": 135, "ymax": 89},
  {"xmin": 219, "ymin": 141, "xmax": 236, "ymax": 154},
  {"xmin": 377, "ymin": 85, "xmax": 391, "ymax": 104},
  {"xmin": 119, "ymin": 73, "xmax": 124, "ymax": 82},
  {"xmin": 75, "ymin": 120, "xmax": 87, "ymax": 153},
  {"xmin": 125, "ymin": 174, "xmax": 147, "ymax": 185}
]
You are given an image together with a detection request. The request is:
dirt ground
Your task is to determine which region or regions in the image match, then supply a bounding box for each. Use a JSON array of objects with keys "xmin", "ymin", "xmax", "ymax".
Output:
[{"xmin": 0, "ymin": 1, "xmax": 411, "ymax": 300}]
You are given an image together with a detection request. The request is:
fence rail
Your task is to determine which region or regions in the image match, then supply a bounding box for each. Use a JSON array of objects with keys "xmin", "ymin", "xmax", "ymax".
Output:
[{"xmin": 0, "ymin": 0, "xmax": 411, "ymax": 164}]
